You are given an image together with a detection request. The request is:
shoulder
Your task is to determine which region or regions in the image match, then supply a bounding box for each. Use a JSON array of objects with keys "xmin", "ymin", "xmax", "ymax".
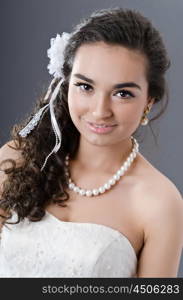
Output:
[
  {"xmin": 0, "ymin": 140, "xmax": 23, "ymax": 164},
  {"xmin": 136, "ymin": 177, "xmax": 183, "ymax": 276},
  {"xmin": 0, "ymin": 140, "xmax": 24, "ymax": 229},
  {"xmin": 133, "ymin": 154, "xmax": 183, "ymax": 276},
  {"xmin": 0, "ymin": 140, "xmax": 20, "ymax": 160},
  {"xmin": 0, "ymin": 140, "xmax": 18, "ymax": 181},
  {"xmin": 143, "ymin": 177, "xmax": 183, "ymax": 237},
  {"xmin": 134, "ymin": 153, "xmax": 183, "ymax": 240},
  {"xmin": 0, "ymin": 139, "xmax": 24, "ymax": 188}
]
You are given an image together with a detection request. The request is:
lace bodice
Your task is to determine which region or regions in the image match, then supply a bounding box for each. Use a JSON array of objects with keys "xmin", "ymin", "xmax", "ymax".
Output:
[{"xmin": 0, "ymin": 211, "xmax": 137, "ymax": 277}]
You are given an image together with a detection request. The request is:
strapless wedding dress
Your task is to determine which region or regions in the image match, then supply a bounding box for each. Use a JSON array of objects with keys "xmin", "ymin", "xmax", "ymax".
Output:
[{"xmin": 0, "ymin": 211, "xmax": 137, "ymax": 277}]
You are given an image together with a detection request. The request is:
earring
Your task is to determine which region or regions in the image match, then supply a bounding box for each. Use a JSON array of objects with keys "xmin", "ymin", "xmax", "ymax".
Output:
[
  {"xmin": 141, "ymin": 106, "xmax": 151, "ymax": 126},
  {"xmin": 141, "ymin": 115, "xmax": 149, "ymax": 126}
]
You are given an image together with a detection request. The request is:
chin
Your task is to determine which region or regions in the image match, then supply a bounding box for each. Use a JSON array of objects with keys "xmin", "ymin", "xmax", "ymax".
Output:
[{"xmin": 82, "ymin": 133, "xmax": 118, "ymax": 147}]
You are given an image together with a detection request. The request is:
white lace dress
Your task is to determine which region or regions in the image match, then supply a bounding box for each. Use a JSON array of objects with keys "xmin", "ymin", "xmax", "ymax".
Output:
[{"xmin": 0, "ymin": 211, "xmax": 137, "ymax": 277}]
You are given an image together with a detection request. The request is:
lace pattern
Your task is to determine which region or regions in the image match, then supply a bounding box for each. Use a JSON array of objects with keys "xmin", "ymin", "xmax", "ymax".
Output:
[{"xmin": 0, "ymin": 211, "xmax": 137, "ymax": 277}]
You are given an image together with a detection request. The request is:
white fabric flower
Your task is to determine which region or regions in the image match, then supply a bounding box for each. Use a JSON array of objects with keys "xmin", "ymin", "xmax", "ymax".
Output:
[{"xmin": 47, "ymin": 32, "xmax": 70, "ymax": 78}]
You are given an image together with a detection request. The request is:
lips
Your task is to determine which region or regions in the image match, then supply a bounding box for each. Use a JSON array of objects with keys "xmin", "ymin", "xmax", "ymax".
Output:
[
  {"xmin": 88, "ymin": 122, "xmax": 116, "ymax": 127},
  {"xmin": 86, "ymin": 121, "xmax": 117, "ymax": 134}
]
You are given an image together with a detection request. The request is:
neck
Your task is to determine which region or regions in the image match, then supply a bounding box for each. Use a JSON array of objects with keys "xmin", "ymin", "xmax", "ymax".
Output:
[{"xmin": 72, "ymin": 136, "xmax": 133, "ymax": 175}]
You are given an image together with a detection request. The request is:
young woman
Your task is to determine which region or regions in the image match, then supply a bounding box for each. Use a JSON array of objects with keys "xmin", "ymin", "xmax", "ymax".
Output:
[{"xmin": 0, "ymin": 8, "xmax": 183, "ymax": 278}]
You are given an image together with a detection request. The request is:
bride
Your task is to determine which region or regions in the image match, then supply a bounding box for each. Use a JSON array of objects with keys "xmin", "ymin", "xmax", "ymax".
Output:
[{"xmin": 0, "ymin": 8, "xmax": 183, "ymax": 277}]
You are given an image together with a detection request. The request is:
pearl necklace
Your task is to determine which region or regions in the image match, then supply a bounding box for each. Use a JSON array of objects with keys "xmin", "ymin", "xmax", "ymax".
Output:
[{"xmin": 64, "ymin": 136, "xmax": 139, "ymax": 197}]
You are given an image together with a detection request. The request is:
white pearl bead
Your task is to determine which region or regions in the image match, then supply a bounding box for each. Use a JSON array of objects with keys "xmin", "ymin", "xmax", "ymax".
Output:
[
  {"xmin": 79, "ymin": 189, "xmax": 85, "ymax": 196},
  {"xmin": 127, "ymin": 157, "xmax": 131, "ymax": 164},
  {"xmin": 99, "ymin": 186, "xmax": 106, "ymax": 193},
  {"xmin": 92, "ymin": 189, "xmax": 99, "ymax": 196},
  {"xmin": 117, "ymin": 169, "xmax": 123, "ymax": 176},
  {"xmin": 133, "ymin": 152, "xmax": 137, "ymax": 158},
  {"xmin": 65, "ymin": 138, "xmax": 139, "ymax": 197},
  {"xmin": 74, "ymin": 186, "xmax": 80, "ymax": 193},
  {"xmin": 86, "ymin": 190, "xmax": 92, "ymax": 197},
  {"xmin": 120, "ymin": 166, "xmax": 125, "ymax": 171},
  {"xmin": 109, "ymin": 178, "xmax": 116, "ymax": 185},
  {"xmin": 130, "ymin": 152, "xmax": 134, "ymax": 158},
  {"xmin": 124, "ymin": 161, "xmax": 129, "ymax": 168},
  {"xmin": 104, "ymin": 183, "xmax": 111, "ymax": 190},
  {"xmin": 113, "ymin": 174, "xmax": 120, "ymax": 181},
  {"xmin": 123, "ymin": 163, "xmax": 129, "ymax": 171},
  {"xmin": 69, "ymin": 183, "xmax": 74, "ymax": 189},
  {"xmin": 127, "ymin": 160, "xmax": 131, "ymax": 168},
  {"xmin": 130, "ymin": 155, "xmax": 134, "ymax": 163},
  {"xmin": 129, "ymin": 153, "xmax": 134, "ymax": 160}
]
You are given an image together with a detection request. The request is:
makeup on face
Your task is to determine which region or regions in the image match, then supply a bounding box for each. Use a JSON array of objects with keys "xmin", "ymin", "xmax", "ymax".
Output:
[
  {"xmin": 85, "ymin": 120, "xmax": 117, "ymax": 134},
  {"xmin": 68, "ymin": 43, "xmax": 149, "ymax": 145}
]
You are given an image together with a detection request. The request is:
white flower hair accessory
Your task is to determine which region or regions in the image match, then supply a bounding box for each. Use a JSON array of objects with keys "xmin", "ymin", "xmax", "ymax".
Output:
[
  {"xmin": 19, "ymin": 31, "xmax": 71, "ymax": 171},
  {"xmin": 47, "ymin": 32, "xmax": 71, "ymax": 78}
]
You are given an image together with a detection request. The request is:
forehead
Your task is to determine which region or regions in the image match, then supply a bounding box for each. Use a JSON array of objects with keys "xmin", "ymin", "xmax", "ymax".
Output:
[{"xmin": 71, "ymin": 42, "xmax": 148, "ymax": 85}]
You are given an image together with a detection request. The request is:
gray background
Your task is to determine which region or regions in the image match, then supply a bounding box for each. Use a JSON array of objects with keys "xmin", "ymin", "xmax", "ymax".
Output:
[{"xmin": 0, "ymin": 0, "xmax": 183, "ymax": 276}]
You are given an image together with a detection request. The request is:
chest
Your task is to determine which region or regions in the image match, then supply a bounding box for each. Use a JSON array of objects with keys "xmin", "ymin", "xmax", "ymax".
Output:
[
  {"xmin": 45, "ymin": 179, "xmax": 144, "ymax": 257},
  {"xmin": 0, "ymin": 215, "xmax": 137, "ymax": 277}
]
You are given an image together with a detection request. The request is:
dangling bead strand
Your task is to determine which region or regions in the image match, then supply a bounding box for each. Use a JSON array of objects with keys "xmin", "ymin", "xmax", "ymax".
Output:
[{"xmin": 65, "ymin": 136, "xmax": 139, "ymax": 197}]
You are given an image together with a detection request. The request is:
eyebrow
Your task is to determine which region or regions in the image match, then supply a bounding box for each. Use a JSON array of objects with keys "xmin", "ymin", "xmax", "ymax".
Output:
[{"xmin": 73, "ymin": 73, "xmax": 142, "ymax": 90}]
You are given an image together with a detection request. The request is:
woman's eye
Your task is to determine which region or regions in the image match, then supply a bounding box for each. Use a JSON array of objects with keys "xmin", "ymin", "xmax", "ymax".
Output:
[
  {"xmin": 73, "ymin": 83, "xmax": 134, "ymax": 99},
  {"xmin": 115, "ymin": 90, "xmax": 135, "ymax": 99},
  {"xmin": 74, "ymin": 82, "xmax": 92, "ymax": 92}
]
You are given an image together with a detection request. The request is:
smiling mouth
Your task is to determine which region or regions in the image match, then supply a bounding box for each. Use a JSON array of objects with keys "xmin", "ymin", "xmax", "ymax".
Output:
[
  {"xmin": 85, "ymin": 121, "xmax": 117, "ymax": 134},
  {"xmin": 87, "ymin": 122, "xmax": 117, "ymax": 128}
]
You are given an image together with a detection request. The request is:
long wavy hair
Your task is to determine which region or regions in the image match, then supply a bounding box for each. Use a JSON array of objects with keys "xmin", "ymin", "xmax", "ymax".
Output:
[{"xmin": 0, "ymin": 7, "xmax": 170, "ymax": 224}]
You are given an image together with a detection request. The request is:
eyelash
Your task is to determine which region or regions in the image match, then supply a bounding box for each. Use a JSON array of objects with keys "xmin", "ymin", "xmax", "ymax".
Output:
[{"xmin": 74, "ymin": 82, "xmax": 135, "ymax": 99}]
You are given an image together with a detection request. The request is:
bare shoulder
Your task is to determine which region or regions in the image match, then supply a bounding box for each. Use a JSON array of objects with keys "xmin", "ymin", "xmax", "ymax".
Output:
[
  {"xmin": 135, "ymin": 153, "xmax": 183, "ymax": 207},
  {"xmin": 133, "ymin": 153, "xmax": 183, "ymax": 276},
  {"xmin": 0, "ymin": 140, "xmax": 23, "ymax": 165},
  {"xmin": 0, "ymin": 139, "xmax": 23, "ymax": 189},
  {"xmin": 134, "ymin": 153, "xmax": 183, "ymax": 237},
  {"xmin": 0, "ymin": 140, "xmax": 24, "ymax": 229},
  {"xmin": 0, "ymin": 140, "xmax": 23, "ymax": 173},
  {"xmin": 0, "ymin": 139, "xmax": 22, "ymax": 182}
]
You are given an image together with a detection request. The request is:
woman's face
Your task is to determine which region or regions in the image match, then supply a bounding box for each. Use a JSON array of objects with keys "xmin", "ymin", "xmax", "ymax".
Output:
[{"xmin": 68, "ymin": 41, "xmax": 153, "ymax": 147}]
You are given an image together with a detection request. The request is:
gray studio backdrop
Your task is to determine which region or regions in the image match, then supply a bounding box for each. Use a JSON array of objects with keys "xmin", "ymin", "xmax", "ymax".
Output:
[{"xmin": 0, "ymin": 0, "xmax": 183, "ymax": 276}]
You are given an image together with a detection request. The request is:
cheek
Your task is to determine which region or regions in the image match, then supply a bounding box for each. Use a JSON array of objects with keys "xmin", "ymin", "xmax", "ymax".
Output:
[
  {"xmin": 68, "ymin": 89, "xmax": 87, "ymax": 122},
  {"xmin": 114, "ymin": 102, "xmax": 145, "ymax": 135},
  {"xmin": 68, "ymin": 89, "xmax": 78, "ymax": 115},
  {"xmin": 116, "ymin": 102, "xmax": 144, "ymax": 122}
]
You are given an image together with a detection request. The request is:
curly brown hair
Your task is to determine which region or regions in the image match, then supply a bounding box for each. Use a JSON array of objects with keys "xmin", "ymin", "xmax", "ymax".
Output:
[{"xmin": 0, "ymin": 7, "xmax": 170, "ymax": 225}]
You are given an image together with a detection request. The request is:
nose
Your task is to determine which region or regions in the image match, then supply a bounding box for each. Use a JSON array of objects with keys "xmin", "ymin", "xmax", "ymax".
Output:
[{"xmin": 91, "ymin": 93, "xmax": 113, "ymax": 119}]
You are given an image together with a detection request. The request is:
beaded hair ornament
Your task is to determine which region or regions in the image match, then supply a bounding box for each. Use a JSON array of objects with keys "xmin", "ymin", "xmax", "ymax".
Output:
[{"xmin": 19, "ymin": 32, "xmax": 71, "ymax": 171}]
